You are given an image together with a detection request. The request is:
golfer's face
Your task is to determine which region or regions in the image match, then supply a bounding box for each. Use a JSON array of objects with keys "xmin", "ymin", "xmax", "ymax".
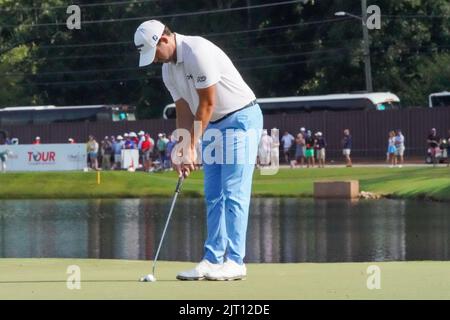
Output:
[{"xmin": 154, "ymin": 40, "xmax": 172, "ymax": 64}]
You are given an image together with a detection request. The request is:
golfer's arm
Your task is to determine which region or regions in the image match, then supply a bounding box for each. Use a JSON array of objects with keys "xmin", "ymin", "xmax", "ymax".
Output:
[
  {"xmin": 192, "ymin": 85, "xmax": 216, "ymax": 149},
  {"xmin": 175, "ymin": 98, "xmax": 194, "ymax": 131}
]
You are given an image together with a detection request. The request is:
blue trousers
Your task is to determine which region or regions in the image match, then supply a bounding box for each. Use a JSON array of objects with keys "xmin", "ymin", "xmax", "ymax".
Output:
[{"xmin": 202, "ymin": 104, "xmax": 263, "ymax": 265}]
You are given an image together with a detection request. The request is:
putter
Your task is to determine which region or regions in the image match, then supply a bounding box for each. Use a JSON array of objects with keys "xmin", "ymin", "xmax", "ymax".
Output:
[{"xmin": 140, "ymin": 175, "xmax": 184, "ymax": 282}]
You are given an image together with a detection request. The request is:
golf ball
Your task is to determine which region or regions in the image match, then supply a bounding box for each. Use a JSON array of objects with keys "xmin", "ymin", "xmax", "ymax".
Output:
[{"xmin": 140, "ymin": 274, "xmax": 156, "ymax": 282}]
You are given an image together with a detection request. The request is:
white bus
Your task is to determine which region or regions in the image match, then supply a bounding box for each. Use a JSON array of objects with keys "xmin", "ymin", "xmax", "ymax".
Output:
[
  {"xmin": 429, "ymin": 91, "xmax": 450, "ymax": 108},
  {"xmin": 162, "ymin": 92, "xmax": 400, "ymax": 119},
  {"xmin": 0, "ymin": 104, "xmax": 136, "ymax": 126}
]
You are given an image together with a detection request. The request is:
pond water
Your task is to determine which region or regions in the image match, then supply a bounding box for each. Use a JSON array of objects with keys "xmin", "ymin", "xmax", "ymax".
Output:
[{"xmin": 0, "ymin": 198, "xmax": 449, "ymax": 262}]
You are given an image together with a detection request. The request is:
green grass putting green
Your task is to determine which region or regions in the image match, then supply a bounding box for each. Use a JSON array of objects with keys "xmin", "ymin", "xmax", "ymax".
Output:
[
  {"xmin": 0, "ymin": 259, "xmax": 449, "ymax": 299},
  {"xmin": 0, "ymin": 167, "xmax": 449, "ymax": 201}
]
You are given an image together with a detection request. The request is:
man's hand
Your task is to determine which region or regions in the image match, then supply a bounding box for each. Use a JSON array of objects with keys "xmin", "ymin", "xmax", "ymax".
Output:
[{"xmin": 172, "ymin": 143, "xmax": 197, "ymax": 178}]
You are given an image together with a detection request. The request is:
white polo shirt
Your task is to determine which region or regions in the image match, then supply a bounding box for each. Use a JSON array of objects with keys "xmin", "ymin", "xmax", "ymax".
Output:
[{"xmin": 162, "ymin": 33, "xmax": 256, "ymax": 122}]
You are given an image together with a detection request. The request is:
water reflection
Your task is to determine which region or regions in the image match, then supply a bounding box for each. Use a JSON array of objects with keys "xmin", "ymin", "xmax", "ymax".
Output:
[{"xmin": 0, "ymin": 198, "xmax": 449, "ymax": 262}]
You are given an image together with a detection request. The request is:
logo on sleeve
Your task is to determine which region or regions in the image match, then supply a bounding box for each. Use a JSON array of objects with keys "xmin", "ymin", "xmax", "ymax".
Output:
[
  {"xmin": 186, "ymin": 74, "xmax": 193, "ymax": 80},
  {"xmin": 197, "ymin": 76, "xmax": 207, "ymax": 83}
]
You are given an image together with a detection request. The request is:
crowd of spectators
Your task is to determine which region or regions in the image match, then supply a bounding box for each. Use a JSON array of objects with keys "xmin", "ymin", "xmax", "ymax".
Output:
[
  {"xmin": 1, "ymin": 127, "xmax": 449, "ymax": 171},
  {"xmin": 271, "ymin": 127, "xmax": 450, "ymax": 168},
  {"xmin": 84, "ymin": 131, "xmax": 179, "ymax": 172}
]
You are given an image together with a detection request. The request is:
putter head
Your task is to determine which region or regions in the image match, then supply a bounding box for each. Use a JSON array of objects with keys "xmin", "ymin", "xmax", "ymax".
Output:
[{"xmin": 139, "ymin": 274, "xmax": 156, "ymax": 282}]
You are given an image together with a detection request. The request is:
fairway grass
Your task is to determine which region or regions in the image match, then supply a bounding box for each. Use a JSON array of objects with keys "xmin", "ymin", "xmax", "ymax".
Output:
[
  {"xmin": 0, "ymin": 259, "xmax": 449, "ymax": 299},
  {"xmin": 0, "ymin": 167, "xmax": 449, "ymax": 201}
]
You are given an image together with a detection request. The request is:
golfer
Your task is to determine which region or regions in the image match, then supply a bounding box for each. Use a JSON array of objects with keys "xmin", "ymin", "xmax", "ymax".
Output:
[{"xmin": 134, "ymin": 20, "xmax": 263, "ymax": 280}]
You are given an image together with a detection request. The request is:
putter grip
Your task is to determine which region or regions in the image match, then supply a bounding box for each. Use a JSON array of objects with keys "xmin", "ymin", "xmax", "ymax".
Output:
[{"xmin": 175, "ymin": 176, "xmax": 184, "ymax": 193}]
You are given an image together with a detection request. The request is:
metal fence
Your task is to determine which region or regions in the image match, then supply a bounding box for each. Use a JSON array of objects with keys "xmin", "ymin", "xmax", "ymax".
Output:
[{"xmin": 2, "ymin": 107, "xmax": 449, "ymax": 161}]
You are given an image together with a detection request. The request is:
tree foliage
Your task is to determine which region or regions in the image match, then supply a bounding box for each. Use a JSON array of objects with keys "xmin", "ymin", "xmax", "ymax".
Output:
[{"xmin": 0, "ymin": 0, "xmax": 449, "ymax": 117}]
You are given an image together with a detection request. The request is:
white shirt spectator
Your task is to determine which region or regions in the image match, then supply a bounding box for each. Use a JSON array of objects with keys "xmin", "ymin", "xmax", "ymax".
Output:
[
  {"xmin": 258, "ymin": 131, "xmax": 272, "ymax": 165},
  {"xmin": 281, "ymin": 133, "xmax": 295, "ymax": 151},
  {"xmin": 395, "ymin": 133, "xmax": 405, "ymax": 148}
]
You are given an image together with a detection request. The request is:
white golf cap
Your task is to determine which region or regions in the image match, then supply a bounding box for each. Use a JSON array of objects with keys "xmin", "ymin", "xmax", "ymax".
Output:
[
  {"xmin": 138, "ymin": 130, "xmax": 145, "ymax": 136},
  {"xmin": 134, "ymin": 20, "xmax": 165, "ymax": 67},
  {"xmin": 300, "ymin": 127, "xmax": 306, "ymax": 131},
  {"xmin": 117, "ymin": 135, "xmax": 123, "ymax": 140}
]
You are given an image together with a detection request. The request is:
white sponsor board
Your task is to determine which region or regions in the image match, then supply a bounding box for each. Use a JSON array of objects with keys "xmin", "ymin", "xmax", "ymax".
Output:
[
  {"xmin": 121, "ymin": 149, "xmax": 139, "ymax": 169},
  {"xmin": 0, "ymin": 144, "xmax": 87, "ymax": 171}
]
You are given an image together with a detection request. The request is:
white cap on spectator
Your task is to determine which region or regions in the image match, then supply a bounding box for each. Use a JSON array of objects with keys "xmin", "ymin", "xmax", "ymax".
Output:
[
  {"xmin": 36, "ymin": 136, "xmax": 40, "ymax": 140},
  {"xmin": 138, "ymin": 130, "xmax": 145, "ymax": 136},
  {"xmin": 130, "ymin": 132, "xmax": 137, "ymax": 137},
  {"xmin": 124, "ymin": 133, "xmax": 129, "ymax": 137},
  {"xmin": 158, "ymin": 133, "xmax": 163, "ymax": 137},
  {"xmin": 317, "ymin": 132, "xmax": 322, "ymax": 136},
  {"xmin": 117, "ymin": 135, "xmax": 123, "ymax": 140},
  {"xmin": 68, "ymin": 138, "xmax": 74, "ymax": 142},
  {"xmin": 300, "ymin": 127, "xmax": 306, "ymax": 131}
]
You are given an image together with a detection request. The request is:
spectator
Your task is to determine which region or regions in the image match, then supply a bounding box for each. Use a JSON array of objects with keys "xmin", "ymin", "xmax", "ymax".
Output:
[
  {"xmin": 86, "ymin": 135, "xmax": 99, "ymax": 170},
  {"xmin": 138, "ymin": 131, "xmax": 146, "ymax": 167},
  {"xmin": 258, "ymin": 129, "xmax": 272, "ymax": 167},
  {"xmin": 299, "ymin": 127, "xmax": 306, "ymax": 135},
  {"xmin": 162, "ymin": 134, "xmax": 170, "ymax": 168},
  {"xmin": 147, "ymin": 133, "xmax": 155, "ymax": 168},
  {"xmin": 156, "ymin": 133, "xmax": 168, "ymax": 169},
  {"xmin": 0, "ymin": 150, "xmax": 12, "ymax": 173},
  {"xmin": 166, "ymin": 135, "xmax": 177, "ymax": 170},
  {"xmin": 33, "ymin": 136, "xmax": 41, "ymax": 145},
  {"xmin": 124, "ymin": 134, "xmax": 136, "ymax": 149},
  {"xmin": 290, "ymin": 132, "xmax": 305, "ymax": 169},
  {"xmin": 112, "ymin": 135, "xmax": 124, "ymax": 170},
  {"xmin": 141, "ymin": 134, "xmax": 153, "ymax": 172},
  {"xmin": 342, "ymin": 129, "xmax": 352, "ymax": 167},
  {"xmin": 130, "ymin": 132, "xmax": 139, "ymax": 145},
  {"xmin": 281, "ymin": 131, "xmax": 295, "ymax": 164},
  {"xmin": 68, "ymin": 138, "xmax": 76, "ymax": 144},
  {"xmin": 394, "ymin": 129, "xmax": 405, "ymax": 168},
  {"xmin": 315, "ymin": 132, "xmax": 327, "ymax": 168},
  {"xmin": 270, "ymin": 128, "xmax": 280, "ymax": 168},
  {"xmin": 427, "ymin": 128, "xmax": 440, "ymax": 165},
  {"xmin": 101, "ymin": 136, "xmax": 113, "ymax": 170},
  {"xmin": 304, "ymin": 130, "xmax": 315, "ymax": 168},
  {"xmin": 438, "ymin": 136, "xmax": 448, "ymax": 166},
  {"xmin": 387, "ymin": 130, "xmax": 397, "ymax": 168},
  {"xmin": 299, "ymin": 127, "xmax": 307, "ymax": 158}
]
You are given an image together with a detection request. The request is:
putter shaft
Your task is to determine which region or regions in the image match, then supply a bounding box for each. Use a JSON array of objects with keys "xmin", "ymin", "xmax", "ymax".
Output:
[{"xmin": 151, "ymin": 176, "xmax": 184, "ymax": 276}]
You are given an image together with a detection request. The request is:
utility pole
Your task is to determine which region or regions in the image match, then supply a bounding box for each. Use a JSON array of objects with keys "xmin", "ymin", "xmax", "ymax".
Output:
[{"xmin": 361, "ymin": 0, "xmax": 373, "ymax": 92}]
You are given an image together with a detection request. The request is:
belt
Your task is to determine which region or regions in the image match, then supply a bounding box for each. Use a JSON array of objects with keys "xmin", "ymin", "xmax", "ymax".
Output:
[{"xmin": 209, "ymin": 100, "xmax": 257, "ymax": 124}]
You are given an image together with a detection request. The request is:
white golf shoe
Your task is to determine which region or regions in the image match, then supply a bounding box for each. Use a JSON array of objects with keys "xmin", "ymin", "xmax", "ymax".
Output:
[
  {"xmin": 176, "ymin": 259, "xmax": 222, "ymax": 281},
  {"xmin": 205, "ymin": 260, "xmax": 246, "ymax": 281}
]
